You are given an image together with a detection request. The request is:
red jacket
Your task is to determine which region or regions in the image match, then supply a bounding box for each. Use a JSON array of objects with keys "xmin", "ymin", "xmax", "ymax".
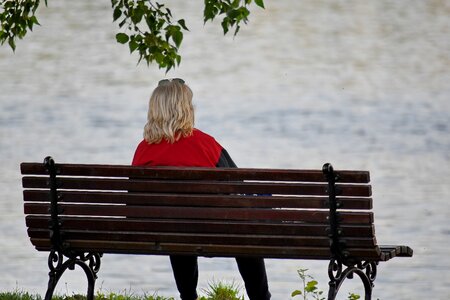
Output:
[{"xmin": 132, "ymin": 129, "xmax": 236, "ymax": 168}]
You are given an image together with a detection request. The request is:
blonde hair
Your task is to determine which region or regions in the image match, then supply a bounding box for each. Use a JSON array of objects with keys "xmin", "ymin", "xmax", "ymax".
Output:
[{"xmin": 144, "ymin": 79, "xmax": 194, "ymax": 144}]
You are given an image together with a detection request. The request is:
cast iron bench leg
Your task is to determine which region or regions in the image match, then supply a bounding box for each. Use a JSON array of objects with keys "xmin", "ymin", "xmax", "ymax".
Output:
[
  {"xmin": 327, "ymin": 259, "xmax": 378, "ymax": 300},
  {"xmin": 44, "ymin": 250, "xmax": 102, "ymax": 300}
]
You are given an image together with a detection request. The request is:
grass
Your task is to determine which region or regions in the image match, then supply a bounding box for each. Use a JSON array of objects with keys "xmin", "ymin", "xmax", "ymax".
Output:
[
  {"xmin": 0, "ymin": 281, "xmax": 244, "ymax": 300},
  {"xmin": 0, "ymin": 268, "xmax": 366, "ymax": 300},
  {"xmin": 199, "ymin": 281, "xmax": 244, "ymax": 300},
  {"xmin": 0, "ymin": 290, "xmax": 174, "ymax": 300},
  {"xmin": 0, "ymin": 290, "xmax": 172, "ymax": 300}
]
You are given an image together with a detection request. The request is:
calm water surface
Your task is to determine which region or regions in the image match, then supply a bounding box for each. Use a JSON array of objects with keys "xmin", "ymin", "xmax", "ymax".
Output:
[{"xmin": 0, "ymin": 1, "xmax": 449, "ymax": 299}]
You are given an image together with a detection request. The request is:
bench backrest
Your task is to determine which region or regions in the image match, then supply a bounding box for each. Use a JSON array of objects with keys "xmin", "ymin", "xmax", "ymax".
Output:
[{"xmin": 21, "ymin": 159, "xmax": 384, "ymax": 263}]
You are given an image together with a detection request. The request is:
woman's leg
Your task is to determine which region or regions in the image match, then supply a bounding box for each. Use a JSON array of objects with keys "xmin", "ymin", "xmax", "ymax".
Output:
[
  {"xmin": 235, "ymin": 257, "xmax": 271, "ymax": 300},
  {"xmin": 170, "ymin": 255, "xmax": 199, "ymax": 300}
]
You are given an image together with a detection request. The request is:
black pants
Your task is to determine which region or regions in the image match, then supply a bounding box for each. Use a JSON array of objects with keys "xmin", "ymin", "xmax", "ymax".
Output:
[{"xmin": 170, "ymin": 255, "xmax": 271, "ymax": 300}]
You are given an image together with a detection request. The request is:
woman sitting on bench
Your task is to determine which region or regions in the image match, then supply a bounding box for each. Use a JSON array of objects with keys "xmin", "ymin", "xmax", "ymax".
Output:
[{"xmin": 131, "ymin": 78, "xmax": 272, "ymax": 300}]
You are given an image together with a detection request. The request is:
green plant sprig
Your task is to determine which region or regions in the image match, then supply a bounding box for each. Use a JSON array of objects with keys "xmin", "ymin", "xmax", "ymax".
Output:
[
  {"xmin": 291, "ymin": 268, "xmax": 325, "ymax": 300},
  {"xmin": 291, "ymin": 268, "xmax": 367, "ymax": 300}
]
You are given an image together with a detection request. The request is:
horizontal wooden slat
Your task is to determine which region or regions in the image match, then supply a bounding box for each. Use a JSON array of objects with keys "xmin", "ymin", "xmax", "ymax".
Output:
[
  {"xmin": 23, "ymin": 190, "xmax": 373, "ymax": 210},
  {"xmin": 27, "ymin": 228, "xmax": 376, "ymax": 248},
  {"xmin": 20, "ymin": 163, "xmax": 370, "ymax": 183},
  {"xmin": 29, "ymin": 238, "xmax": 381, "ymax": 260},
  {"xmin": 24, "ymin": 203, "xmax": 374, "ymax": 224},
  {"xmin": 26, "ymin": 216, "xmax": 376, "ymax": 238},
  {"xmin": 29, "ymin": 237, "xmax": 332, "ymax": 258},
  {"xmin": 27, "ymin": 229, "xmax": 328, "ymax": 248},
  {"xmin": 22, "ymin": 177, "xmax": 372, "ymax": 197}
]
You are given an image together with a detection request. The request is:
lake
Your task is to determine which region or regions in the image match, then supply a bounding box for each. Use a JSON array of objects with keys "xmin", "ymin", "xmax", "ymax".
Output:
[{"xmin": 0, "ymin": 1, "xmax": 449, "ymax": 299}]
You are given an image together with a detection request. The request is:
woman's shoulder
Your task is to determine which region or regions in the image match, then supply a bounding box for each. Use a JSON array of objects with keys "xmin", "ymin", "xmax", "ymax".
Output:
[
  {"xmin": 191, "ymin": 128, "xmax": 223, "ymax": 149},
  {"xmin": 135, "ymin": 139, "xmax": 148, "ymax": 149},
  {"xmin": 192, "ymin": 128, "xmax": 216, "ymax": 141}
]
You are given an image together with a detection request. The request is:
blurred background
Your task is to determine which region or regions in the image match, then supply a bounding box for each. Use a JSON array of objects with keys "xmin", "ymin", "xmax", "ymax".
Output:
[{"xmin": 0, "ymin": 0, "xmax": 449, "ymax": 299}]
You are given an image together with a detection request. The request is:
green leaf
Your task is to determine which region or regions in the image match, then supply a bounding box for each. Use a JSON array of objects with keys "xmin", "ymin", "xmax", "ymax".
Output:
[
  {"xmin": 115, "ymin": 32, "xmax": 129, "ymax": 44},
  {"xmin": 8, "ymin": 36, "xmax": 16, "ymax": 51},
  {"xmin": 231, "ymin": 0, "xmax": 240, "ymax": 8},
  {"xmin": 30, "ymin": 15, "xmax": 40, "ymax": 26},
  {"xmin": 238, "ymin": 7, "xmax": 250, "ymax": 19},
  {"xmin": 113, "ymin": 7, "xmax": 122, "ymax": 21},
  {"xmin": 348, "ymin": 293, "xmax": 361, "ymax": 300},
  {"xmin": 305, "ymin": 280, "xmax": 318, "ymax": 292},
  {"xmin": 203, "ymin": 1, "xmax": 216, "ymax": 23},
  {"xmin": 255, "ymin": 0, "xmax": 265, "ymax": 9},
  {"xmin": 165, "ymin": 7, "xmax": 173, "ymax": 18},
  {"xmin": 177, "ymin": 19, "xmax": 189, "ymax": 31},
  {"xmin": 27, "ymin": 19, "xmax": 34, "ymax": 31},
  {"xmin": 221, "ymin": 17, "xmax": 230, "ymax": 34},
  {"xmin": 227, "ymin": 9, "xmax": 240, "ymax": 19},
  {"xmin": 234, "ymin": 24, "xmax": 240, "ymax": 36},
  {"xmin": 145, "ymin": 14, "xmax": 157, "ymax": 31},
  {"xmin": 172, "ymin": 30, "xmax": 183, "ymax": 48},
  {"xmin": 131, "ymin": 7, "xmax": 144, "ymax": 24},
  {"xmin": 291, "ymin": 290, "xmax": 302, "ymax": 297},
  {"xmin": 128, "ymin": 39, "xmax": 139, "ymax": 53}
]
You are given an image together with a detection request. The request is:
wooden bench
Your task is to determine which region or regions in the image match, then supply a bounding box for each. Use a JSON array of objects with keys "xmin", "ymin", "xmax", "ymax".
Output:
[{"xmin": 21, "ymin": 156, "xmax": 413, "ymax": 300}]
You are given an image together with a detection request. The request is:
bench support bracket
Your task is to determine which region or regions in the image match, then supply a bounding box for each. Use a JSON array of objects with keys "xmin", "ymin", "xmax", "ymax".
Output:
[
  {"xmin": 327, "ymin": 259, "xmax": 377, "ymax": 300},
  {"xmin": 323, "ymin": 163, "xmax": 377, "ymax": 300},
  {"xmin": 44, "ymin": 250, "xmax": 102, "ymax": 300},
  {"xmin": 43, "ymin": 156, "xmax": 102, "ymax": 300}
]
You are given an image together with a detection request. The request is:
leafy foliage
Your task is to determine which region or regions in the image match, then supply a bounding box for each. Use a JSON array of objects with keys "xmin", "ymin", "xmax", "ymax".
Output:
[
  {"xmin": 0, "ymin": 0, "xmax": 46, "ymax": 51},
  {"xmin": 204, "ymin": 0, "xmax": 265, "ymax": 35},
  {"xmin": 111, "ymin": 0, "xmax": 187, "ymax": 72},
  {"xmin": 0, "ymin": 0, "xmax": 265, "ymax": 72}
]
